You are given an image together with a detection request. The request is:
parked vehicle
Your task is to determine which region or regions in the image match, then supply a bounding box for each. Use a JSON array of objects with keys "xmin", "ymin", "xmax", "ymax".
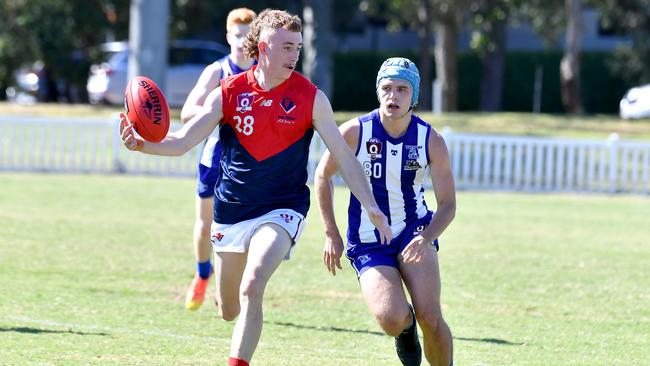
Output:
[
  {"xmin": 87, "ymin": 40, "xmax": 229, "ymax": 107},
  {"xmin": 5, "ymin": 61, "xmax": 59, "ymax": 104},
  {"xmin": 620, "ymin": 84, "xmax": 650, "ymax": 119}
]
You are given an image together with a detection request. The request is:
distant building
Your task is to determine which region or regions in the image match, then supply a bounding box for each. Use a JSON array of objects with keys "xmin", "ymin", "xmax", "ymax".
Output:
[{"xmin": 335, "ymin": 8, "xmax": 630, "ymax": 52}]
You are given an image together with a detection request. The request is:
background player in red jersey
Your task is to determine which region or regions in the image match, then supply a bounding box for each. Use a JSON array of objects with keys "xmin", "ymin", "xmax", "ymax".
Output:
[
  {"xmin": 180, "ymin": 7, "xmax": 256, "ymax": 312},
  {"xmin": 120, "ymin": 9, "xmax": 391, "ymax": 366}
]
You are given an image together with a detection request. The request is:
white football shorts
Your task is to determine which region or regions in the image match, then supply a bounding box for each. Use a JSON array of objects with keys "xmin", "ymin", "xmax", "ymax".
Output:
[{"xmin": 210, "ymin": 208, "xmax": 306, "ymax": 260}]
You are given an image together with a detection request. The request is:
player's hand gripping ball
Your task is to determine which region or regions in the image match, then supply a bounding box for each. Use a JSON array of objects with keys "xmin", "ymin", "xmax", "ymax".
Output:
[{"xmin": 124, "ymin": 76, "xmax": 170, "ymax": 142}]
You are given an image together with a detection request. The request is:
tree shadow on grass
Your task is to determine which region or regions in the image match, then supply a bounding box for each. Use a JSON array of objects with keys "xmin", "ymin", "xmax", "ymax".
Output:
[
  {"xmin": 0, "ymin": 326, "xmax": 108, "ymax": 336},
  {"xmin": 268, "ymin": 321, "xmax": 385, "ymax": 336},
  {"xmin": 268, "ymin": 321, "xmax": 524, "ymax": 346},
  {"xmin": 455, "ymin": 336, "xmax": 524, "ymax": 346}
]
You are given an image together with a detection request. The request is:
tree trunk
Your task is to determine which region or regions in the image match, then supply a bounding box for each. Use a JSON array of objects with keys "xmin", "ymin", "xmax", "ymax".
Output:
[
  {"xmin": 560, "ymin": 0, "xmax": 583, "ymax": 114},
  {"xmin": 302, "ymin": 0, "xmax": 333, "ymax": 99},
  {"xmin": 434, "ymin": 14, "xmax": 459, "ymax": 112},
  {"xmin": 479, "ymin": 0, "xmax": 507, "ymax": 112},
  {"xmin": 416, "ymin": 0, "xmax": 434, "ymax": 111}
]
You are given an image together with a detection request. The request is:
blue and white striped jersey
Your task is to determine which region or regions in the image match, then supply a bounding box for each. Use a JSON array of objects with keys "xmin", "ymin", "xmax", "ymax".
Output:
[{"xmin": 347, "ymin": 109, "xmax": 432, "ymax": 244}]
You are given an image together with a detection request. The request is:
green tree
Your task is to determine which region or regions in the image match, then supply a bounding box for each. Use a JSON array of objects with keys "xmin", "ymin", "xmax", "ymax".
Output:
[
  {"xmin": 0, "ymin": 0, "xmax": 129, "ymax": 102},
  {"xmin": 597, "ymin": 0, "xmax": 650, "ymax": 85},
  {"xmin": 469, "ymin": 0, "xmax": 515, "ymax": 111}
]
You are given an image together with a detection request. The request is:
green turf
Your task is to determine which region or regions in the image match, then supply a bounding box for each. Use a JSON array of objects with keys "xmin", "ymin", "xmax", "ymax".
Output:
[{"xmin": 0, "ymin": 173, "xmax": 649, "ymax": 365}]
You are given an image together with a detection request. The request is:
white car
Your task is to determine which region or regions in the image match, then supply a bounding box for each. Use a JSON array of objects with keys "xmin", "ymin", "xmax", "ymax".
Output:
[
  {"xmin": 87, "ymin": 40, "xmax": 228, "ymax": 107},
  {"xmin": 619, "ymin": 84, "xmax": 650, "ymax": 119}
]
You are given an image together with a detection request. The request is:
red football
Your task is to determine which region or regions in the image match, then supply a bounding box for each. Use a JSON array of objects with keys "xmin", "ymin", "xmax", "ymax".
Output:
[{"xmin": 124, "ymin": 76, "xmax": 170, "ymax": 143}]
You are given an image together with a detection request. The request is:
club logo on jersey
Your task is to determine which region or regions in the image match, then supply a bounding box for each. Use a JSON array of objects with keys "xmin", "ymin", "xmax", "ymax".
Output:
[
  {"xmin": 280, "ymin": 213, "xmax": 294, "ymax": 223},
  {"xmin": 404, "ymin": 160, "xmax": 422, "ymax": 171},
  {"xmin": 366, "ymin": 138, "xmax": 383, "ymax": 160},
  {"xmin": 236, "ymin": 93, "xmax": 254, "ymax": 113},
  {"xmin": 280, "ymin": 96, "xmax": 296, "ymax": 114},
  {"xmin": 405, "ymin": 145, "xmax": 420, "ymax": 160},
  {"xmin": 260, "ymin": 99, "xmax": 273, "ymax": 107},
  {"xmin": 212, "ymin": 232, "xmax": 224, "ymax": 241}
]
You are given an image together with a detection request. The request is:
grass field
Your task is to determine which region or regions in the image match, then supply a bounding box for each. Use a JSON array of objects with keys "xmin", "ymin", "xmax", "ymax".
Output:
[{"xmin": 1, "ymin": 173, "xmax": 648, "ymax": 365}]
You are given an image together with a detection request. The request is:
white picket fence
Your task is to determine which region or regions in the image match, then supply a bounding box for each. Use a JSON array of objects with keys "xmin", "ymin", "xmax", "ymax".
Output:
[{"xmin": 1, "ymin": 115, "xmax": 649, "ymax": 194}]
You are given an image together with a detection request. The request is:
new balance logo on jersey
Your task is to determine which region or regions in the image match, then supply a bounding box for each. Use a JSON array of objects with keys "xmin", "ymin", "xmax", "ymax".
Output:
[
  {"xmin": 236, "ymin": 93, "xmax": 254, "ymax": 113},
  {"xmin": 260, "ymin": 99, "xmax": 273, "ymax": 107}
]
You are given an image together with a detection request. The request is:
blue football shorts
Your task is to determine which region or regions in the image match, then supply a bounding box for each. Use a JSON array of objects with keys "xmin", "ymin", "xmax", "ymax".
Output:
[
  {"xmin": 346, "ymin": 211, "xmax": 439, "ymax": 277},
  {"xmin": 196, "ymin": 138, "xmax": 222, "ymax": 199}
]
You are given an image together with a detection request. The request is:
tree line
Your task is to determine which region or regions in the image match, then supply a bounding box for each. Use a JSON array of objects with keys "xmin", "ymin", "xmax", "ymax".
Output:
[{"xmin": 1, "ymin": 0, "xmax": 648, "ymax": 113}]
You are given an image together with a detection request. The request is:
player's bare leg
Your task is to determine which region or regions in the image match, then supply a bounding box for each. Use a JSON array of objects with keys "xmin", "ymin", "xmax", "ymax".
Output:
[
  {"xmin": 229, "ymin": 223, "xmax": 292, "ymax": 362},
  {"xmin": 359, "ymin": 266, "xmax": 412, "ymax": 336},
  {"xmin": 359, "ymin": 266, "xmax": 421, "ymax": 365},
  {"xmin": 214, "ymin": 251, "xmax": 247, "ymax": 320},
  {"xmin": 185, "ymin": 196, "xmax": 216, "ymax": 310},
  {"xmin": 401, "ymin": 249, "xmax": 453, "ymax": 366}
]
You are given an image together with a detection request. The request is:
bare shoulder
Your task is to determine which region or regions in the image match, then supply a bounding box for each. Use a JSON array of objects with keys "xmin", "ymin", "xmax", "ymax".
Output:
[
  {"xmin": 427, "ymin": 126, "xmax": 451, "ymax": 161},
  {"xmin": 312, "ymin": 89, "xmax": 335, "ymax": 130},
  {"xmin": 338, "ymin": 118, "xmax": 360, "ymax": 147},
  {"xmin": 313, "ymin": 89, "xmax": 331, "ymax": 110}
]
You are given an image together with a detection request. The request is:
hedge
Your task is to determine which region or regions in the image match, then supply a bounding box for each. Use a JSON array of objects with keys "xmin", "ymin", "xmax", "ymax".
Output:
[{"xmin": 332, "ymin": 50, "xmax": 630, "ymax": 114}]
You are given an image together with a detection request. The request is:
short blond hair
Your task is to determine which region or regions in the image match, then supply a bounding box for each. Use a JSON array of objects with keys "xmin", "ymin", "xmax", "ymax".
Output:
[
  {"xmin": 226, "ymin": 8, "xmax": 256, "ymax": 32},
  {"xmin": 242, "ymin": 9, "xmax": 302, "ymax": 59}
]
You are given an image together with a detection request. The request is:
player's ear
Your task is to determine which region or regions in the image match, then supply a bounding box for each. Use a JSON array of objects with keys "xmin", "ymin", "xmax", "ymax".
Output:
[{"xmin": 258, "ymin": 41, "xmax": 268, "ymax": 55}]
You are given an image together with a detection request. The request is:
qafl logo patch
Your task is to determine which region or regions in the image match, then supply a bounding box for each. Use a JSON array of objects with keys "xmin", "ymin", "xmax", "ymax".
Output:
[
  {"xmin": 366, "ymin": 138, "xmax": 383, "ymax": 160},
  {"xmin": 236, "ymin": 93, "xmax": 254, "ymax": 113}
]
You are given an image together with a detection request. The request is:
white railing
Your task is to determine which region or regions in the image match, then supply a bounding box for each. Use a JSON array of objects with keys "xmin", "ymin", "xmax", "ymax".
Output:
[
  {"xmin": 1, "ymin": 115, "xmax": 649, "ymax": 194},
  {"xmin": 446, "ymin": 133, "xmax": 650, "ymax": 194}
]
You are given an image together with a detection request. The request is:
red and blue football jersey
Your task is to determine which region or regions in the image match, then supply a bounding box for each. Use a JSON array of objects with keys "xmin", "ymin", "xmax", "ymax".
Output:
[{"xmin": 216, "ymin": 66, "xmax": 318, "ymax": 224}]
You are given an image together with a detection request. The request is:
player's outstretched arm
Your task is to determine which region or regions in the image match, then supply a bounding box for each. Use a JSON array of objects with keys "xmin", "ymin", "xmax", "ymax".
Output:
[
  {"xmin": 312, "ymin": 90, "xmax": 392, "ymax": 245},
  {"xmin": 402, "ymin": 129, "xmax": 456, "ymax": 263},
  {"xmin": 180, "ymin": 62, "xmax": 223, "ymax": 123},
  {"xmin": 314, "ymin": 120, "xmax": 359, "ymax": 275},
  {"xmin": 120, "ymin": 87, "xmax": 224, "ymax": 156}
]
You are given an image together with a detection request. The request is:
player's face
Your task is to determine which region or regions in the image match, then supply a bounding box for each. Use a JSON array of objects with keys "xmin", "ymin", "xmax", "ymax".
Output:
[
  {"xmin": 377, "ymin": 78, "xmax": 412, "ymax": 119},
  {"xmin": 260, "ymin": 28, "xmax": 302, "ymax": 79},
  {"xmin": 227, "ymin": 23, "xmax": 251, "ymax": 57}
]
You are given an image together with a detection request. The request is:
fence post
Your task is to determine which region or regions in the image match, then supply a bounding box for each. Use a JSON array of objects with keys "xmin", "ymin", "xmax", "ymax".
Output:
[
  {"xmin": 112, "ymin": 114, "xmax": 125, "ymax": 173},
  {"xmin": 607, "ymin": 133, "xmax": 619, "ymax": 193}
]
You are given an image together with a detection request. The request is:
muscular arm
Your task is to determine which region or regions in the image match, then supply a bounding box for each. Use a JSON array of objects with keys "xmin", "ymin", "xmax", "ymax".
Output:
[
  {"xmin": 121, "ymin": 87, "xmax": 224, "ymax": 156},
  {"xmin": 420, "ymin": 129, "xmax": 456, "ymax": 243},
  {"xmin": 180, "ymin": 62, "xmax": 223, "ymax": 123},
  {"xmin": 312, "ymin": 90, "xmax": 391, "ymax": 244},
  {"xmin": 401, "ymin": 128, "xmax": 456, "ymax": 263},
  {"xmin": 314, "ymin": 120, "xmax": 359, "ymax": 239},
  {"xmin": 315, "ymin": 119, "xmax": 363, "ymax": 275}
]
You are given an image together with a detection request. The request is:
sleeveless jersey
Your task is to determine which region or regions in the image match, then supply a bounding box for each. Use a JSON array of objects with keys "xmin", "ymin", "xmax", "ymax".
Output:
[
  {"xmin": 199, "ymin": 56, "xmax": 252, "ymax": 169},
  {"xmin": 347, "ymin": 109, "xmax": 432, "ymax": 244},
  {"xmin": 216, "ymin": 66, "xmax": 318, "ymax": 224}
]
